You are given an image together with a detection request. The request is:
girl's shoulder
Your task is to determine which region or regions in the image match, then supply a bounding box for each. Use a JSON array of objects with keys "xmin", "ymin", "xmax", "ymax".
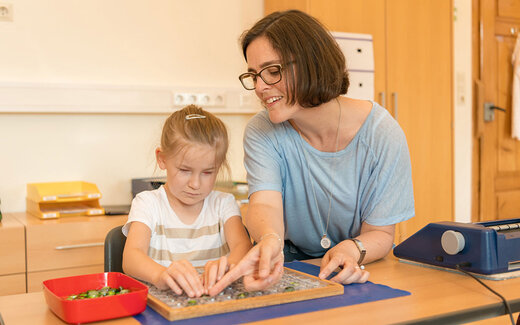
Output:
[
  {"xmin": 203, "ymin": 190, "xmax": 240, "ymax": 221},
  {"xmin": 133, "ymin": 186, "xmax": 167, "ymax": 204},
  {"xmin": 206, "ymin": 190, "xmax": 237, "ymax": 204}
]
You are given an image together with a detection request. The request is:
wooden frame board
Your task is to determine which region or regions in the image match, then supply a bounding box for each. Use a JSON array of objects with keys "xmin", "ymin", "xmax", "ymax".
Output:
[{"xmin": 146, "ymin": 267, "xmax": 344, "ymax": 321}]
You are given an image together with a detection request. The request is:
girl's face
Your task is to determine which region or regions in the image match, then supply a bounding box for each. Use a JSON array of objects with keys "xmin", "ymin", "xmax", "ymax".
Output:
[
  {"xmin": 245, "ymin": 36, "xmax": 301, "ymax": 124},
  {"xmin": 156, "ymin": 143, "xmax": 218, "ymax": 209}
]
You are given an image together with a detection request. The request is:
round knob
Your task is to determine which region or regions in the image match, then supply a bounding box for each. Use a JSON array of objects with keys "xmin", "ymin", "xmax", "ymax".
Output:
[{"xmin": 441, "ymin": 230, "xmax": 465, "ymax": 255}]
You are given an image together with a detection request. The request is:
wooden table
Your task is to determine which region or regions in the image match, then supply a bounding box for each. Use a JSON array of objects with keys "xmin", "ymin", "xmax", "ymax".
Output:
[{"xmin": 1, "ymin": 256, "xmax": 519, "ymax": 324}]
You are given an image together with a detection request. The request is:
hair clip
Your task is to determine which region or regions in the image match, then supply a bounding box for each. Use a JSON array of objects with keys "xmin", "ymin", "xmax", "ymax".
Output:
[{"xmin": 185, "ymin": 114, "xmax": 206, "ymax": 120}]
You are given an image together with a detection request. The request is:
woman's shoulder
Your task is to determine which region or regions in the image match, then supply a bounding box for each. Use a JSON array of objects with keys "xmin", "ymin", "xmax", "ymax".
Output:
[
  {"xmin": 244, "ymin": 111, "xmax": 293, "ymax": 147},
  {"xmin": 351, "ymin": 100, "xmax": 409, "ymax": 160},
  {"xmin": 246, "ymin": 110, "xmax": 273, "ymax": 131},
  {"xmin": 362, "ymin": 101, "xmax": 406, "ymax": 140},
  {"xmin": 246, "ymin": 110, "xmax": 292, "ymax": 132}
]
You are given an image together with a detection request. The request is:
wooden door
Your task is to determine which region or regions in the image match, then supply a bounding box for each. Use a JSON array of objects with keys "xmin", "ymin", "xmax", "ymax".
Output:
[
  {"xmin": 313, "ymin": 0, "xmax": 453, "ymax": 241},
  {"xmin": 308, "ymin": 0, "xmax": 387, "ymax": 107},
  {"xmin": 474, "ymin": 0, "xmax": 520, "ymax": 221},
  {"xmin": 265, "ymin": 0, "xmax": 387, "ymax": 108},
  {"xmin": 385, "ymin": 1, "xmax": 453, "ymax": 241}
]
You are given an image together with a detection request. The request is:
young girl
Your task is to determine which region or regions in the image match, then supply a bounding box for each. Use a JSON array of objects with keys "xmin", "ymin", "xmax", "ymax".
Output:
[{"xmin": 122, "ymin": 105, "xmax": 252, "ymax": 298}]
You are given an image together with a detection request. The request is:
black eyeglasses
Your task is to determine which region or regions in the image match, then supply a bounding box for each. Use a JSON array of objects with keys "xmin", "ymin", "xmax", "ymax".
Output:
[{"xmin": 238, "ymin": 64, "xmax": 284, "ymax": 90}]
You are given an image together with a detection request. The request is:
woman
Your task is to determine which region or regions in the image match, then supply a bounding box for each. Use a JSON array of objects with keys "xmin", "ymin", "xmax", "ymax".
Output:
[{"xmin": 209, "ymin": 9, "xmax": 414, "ymax": 295}]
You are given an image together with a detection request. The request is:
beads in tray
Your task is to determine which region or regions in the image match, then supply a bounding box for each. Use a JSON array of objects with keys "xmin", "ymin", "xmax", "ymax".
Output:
[{"xmin": 146, "ymin": 268, "xmax": 327, "ymax": 308}]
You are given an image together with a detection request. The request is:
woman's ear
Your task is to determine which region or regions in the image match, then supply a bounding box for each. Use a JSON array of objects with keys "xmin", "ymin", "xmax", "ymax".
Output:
[{"xmin": 155, "ymin": 147, "xmax": 166, "ymax": 170}]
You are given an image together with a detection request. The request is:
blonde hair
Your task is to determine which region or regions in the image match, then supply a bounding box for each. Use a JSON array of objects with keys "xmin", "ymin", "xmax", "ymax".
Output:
[{"xmin": 160, "ymin": 105, "xmax": 230, "ymax": 177}]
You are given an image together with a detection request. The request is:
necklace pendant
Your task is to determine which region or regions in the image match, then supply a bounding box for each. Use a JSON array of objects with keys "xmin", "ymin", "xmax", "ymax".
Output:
[{"xmin": 320, "ymin": 235, "xmax": 331, "ymax": 249}]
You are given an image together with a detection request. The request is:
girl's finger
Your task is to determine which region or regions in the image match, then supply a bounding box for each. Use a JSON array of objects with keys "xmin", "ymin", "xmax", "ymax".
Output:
[
  {"xmin": 217, "ymin": 256, "xmax": 228, "ymax": 281},
  {"xmin": 170, "ymin": 263, "xmax": 202, "ymax": 297},
  {"xmin": 206, "ymin": 263, "xmax": 218, "ymax": 291},
  {"xmin": 165, "ymin": 275, "xmax": 183, "ymax": 295}
]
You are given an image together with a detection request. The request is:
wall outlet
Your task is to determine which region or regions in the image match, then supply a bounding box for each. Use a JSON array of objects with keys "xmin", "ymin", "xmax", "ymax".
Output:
[
  {"xmin": 197, "ymin": 94, "xmax": 210, "ymax": 105},
  {"xmin": 173, "ymin": 92, "xmax": 227, "ymax": 107},
  {"xmin": 212, "ymin": 94, "xmax": 226, "ymax": 107},
  {"xmin": 0, "ymin": 3, "xmax": 13, "ymax": 22},
  {"xmin": 173, "ymin": 93, "xmax": 187, "ymax": 106},
  {"xmin": 239, "ymin": 93, "xmax": 256, "ymax": 107}
]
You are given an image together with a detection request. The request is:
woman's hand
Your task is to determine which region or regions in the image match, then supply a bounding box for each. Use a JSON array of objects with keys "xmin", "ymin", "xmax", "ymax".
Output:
[
  {"xmin": 319, "ymin": 240, "xmax": 370, "ymax": 284},
  {"xmin": 208, "ymin": 236, "xmax": 284, "ymax": 296},
  {"xmin": 203, "ymin": 256, "xmax": 229, "ymax": 294},
  {"xmin": 154, "ymin": 259, "xmax": 204, "ymax": 298}
]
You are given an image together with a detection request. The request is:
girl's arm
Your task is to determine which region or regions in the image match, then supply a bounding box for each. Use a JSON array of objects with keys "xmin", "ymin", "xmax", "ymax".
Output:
[
  {"xmin": 123, "ymin": 221, "xmax": 204, "ymax": 297},
  {"xmin": 122, "ymin": 221, "xmax": 165, "ymax": 285},
  {"xmin": 203, "ymin": 215, "xmax": 252, "ymax": 293}
]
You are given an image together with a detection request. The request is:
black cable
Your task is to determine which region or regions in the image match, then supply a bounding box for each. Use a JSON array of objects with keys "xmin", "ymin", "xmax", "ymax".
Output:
[{"xmin": 455, "ymin": 263, "xmax": 515, "ymax": 325}]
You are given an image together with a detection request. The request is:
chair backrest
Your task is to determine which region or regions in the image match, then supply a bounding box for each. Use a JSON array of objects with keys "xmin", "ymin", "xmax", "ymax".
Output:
[{"xmin": 104, "ymin": 225, "xmax": 127, "ymax": 273}]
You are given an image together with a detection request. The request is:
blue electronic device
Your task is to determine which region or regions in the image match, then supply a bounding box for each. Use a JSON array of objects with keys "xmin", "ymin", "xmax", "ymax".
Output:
[{"xmin": 393, "ymin": 218, "xmax": 520, "ymax": 275}]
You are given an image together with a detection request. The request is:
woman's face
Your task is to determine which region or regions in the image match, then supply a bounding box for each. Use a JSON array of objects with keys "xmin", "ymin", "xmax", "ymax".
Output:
[{"xmin": 245, "ymin": 36, "xmax": 301, "ymax": 124}]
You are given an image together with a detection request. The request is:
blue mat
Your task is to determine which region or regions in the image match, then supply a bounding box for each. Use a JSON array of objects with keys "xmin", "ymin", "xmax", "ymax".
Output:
[{"xmin": 134, "ymin": 261, "xmax": 410, "ymax": 324}]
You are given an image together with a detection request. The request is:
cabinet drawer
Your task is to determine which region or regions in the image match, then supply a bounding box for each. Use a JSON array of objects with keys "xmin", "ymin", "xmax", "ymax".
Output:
[
  {"xmin": 27, "ymin": 264, "xmax": 103, "ymax": 292},
  {"xmin": 0, "ymin": 215, "xmax": 25, "ymax": 275},
  {"xmin": 23, "ymin": 214, "xmax": 127, "ymax": 272},
  {"xmin": 0, "ymin": 273, "xmax": 26, "ymax": 296}
]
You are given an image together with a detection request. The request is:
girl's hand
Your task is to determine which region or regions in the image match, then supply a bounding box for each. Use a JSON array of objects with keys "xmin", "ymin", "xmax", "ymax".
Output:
[
  {"xmin": 208, "ymin": 235, "xmax": 284, "ymax": 296},
  {"xmin": 319, "ymin": 240, "xmax": 370, "ymax": 284},
  {"xmin": 203, "ymin": 256, "xmax": 229, "ymax": 293},
  {"xmin": 155, "ymin": 260, "xmax": 204, "ymax": 297}
]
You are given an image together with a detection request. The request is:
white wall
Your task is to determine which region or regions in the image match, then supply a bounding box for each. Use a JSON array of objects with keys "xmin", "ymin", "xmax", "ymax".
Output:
[
  {"xmin": 0, "ymin": 1, "xmax": 474, "ymax": 221},
  {"xmin": 0, "ymin": 0, "xmax": 264, "ymax": 212},
  {"xmin": 453, "ymin": 0, "xmax": 473, "ymax": 222}
]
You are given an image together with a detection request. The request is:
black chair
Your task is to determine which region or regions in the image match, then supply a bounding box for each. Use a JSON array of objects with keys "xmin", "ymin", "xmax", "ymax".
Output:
[{"xmin": 104, "ymin": 225, "xmax": 126, "ymax": 273}]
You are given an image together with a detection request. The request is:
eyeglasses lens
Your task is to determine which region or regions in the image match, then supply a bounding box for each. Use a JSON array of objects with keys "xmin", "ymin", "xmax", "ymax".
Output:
[{"xmin": 240, "ymin": 65, "xmax": 282, "ymax": 90}]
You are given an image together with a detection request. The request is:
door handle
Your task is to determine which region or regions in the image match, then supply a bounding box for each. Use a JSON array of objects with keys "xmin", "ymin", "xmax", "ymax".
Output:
[
  {"xmin": 484, "ymin": 102, "xmax": 506, "ymax": 122},
  {"xmin": 55, "ymin": 242, "xmax": 104, "ymax": 250},
  {"xmin": 392, "ymin": 92, "xmax": 398, "ymax": 120},
  {"xmin": 379, "ymin": 91, "xmax": 386, "ymax": 107}
]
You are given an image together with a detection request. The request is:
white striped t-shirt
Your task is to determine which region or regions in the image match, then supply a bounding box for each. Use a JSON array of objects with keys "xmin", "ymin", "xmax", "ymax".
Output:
[{"xmin": 122, "ymin": 186, "xmax": 241, "ymax": 267}]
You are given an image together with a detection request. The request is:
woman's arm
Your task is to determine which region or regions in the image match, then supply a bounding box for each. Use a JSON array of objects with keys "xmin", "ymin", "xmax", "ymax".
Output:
[
  {"xmin": 223, "ymin": 215, "xmax": 253, "ymax": 266},
  {"xmin": 319, "ymin": 222, "xmax": 395, "ymax": 284},
  {"xmin": 243, "ymin": 190, "xmax": 284, "ymax": 253},
  {"xmin": 208, "ymin": 190, "xmax": 285, "ymax": 296},
  {"xmin": 357, "ymin": 222, "xmax": 395, "ymax": 263},
  {"xmin": 202, "ymin": 215, "xmax": 253, "ymax": 293}
]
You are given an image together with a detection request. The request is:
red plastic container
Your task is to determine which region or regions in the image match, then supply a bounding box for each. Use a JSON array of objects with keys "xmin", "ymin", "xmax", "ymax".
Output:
[{"xmin": 42, "ymin": 272, "xmax": 148, "ymax": 324}]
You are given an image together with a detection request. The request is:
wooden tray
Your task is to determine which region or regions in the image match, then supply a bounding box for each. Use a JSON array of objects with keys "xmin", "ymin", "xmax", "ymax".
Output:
[{"xmin": 146, "ymin": 267, "xmax": 344, "ymax": 321}]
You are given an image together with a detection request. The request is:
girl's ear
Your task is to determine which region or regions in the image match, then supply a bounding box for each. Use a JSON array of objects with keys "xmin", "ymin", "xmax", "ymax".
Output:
[{"xmin": 156, "ymin": 147, "xmax": 166, "ymax": 170}]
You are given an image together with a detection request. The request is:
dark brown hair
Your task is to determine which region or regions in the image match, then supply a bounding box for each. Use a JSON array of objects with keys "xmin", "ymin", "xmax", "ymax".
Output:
[
  {"xmin": 160, "ymin": 105, "xmax": 229, "ymax": 175},
  {"xmin": 240, "ymin": 10, "xmax": 349, "ymax": 108}
]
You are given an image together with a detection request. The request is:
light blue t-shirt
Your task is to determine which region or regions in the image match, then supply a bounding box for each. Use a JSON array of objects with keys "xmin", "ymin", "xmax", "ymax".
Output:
[{"xmin": 244, "ymin": 101, "xmax": 415, "ymax": 257}]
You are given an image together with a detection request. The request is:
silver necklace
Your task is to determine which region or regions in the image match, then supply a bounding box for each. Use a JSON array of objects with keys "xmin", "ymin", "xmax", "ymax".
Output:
[{"xmin": 297, "ymin": 99, "xmax": 342, "ymax": 249}]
